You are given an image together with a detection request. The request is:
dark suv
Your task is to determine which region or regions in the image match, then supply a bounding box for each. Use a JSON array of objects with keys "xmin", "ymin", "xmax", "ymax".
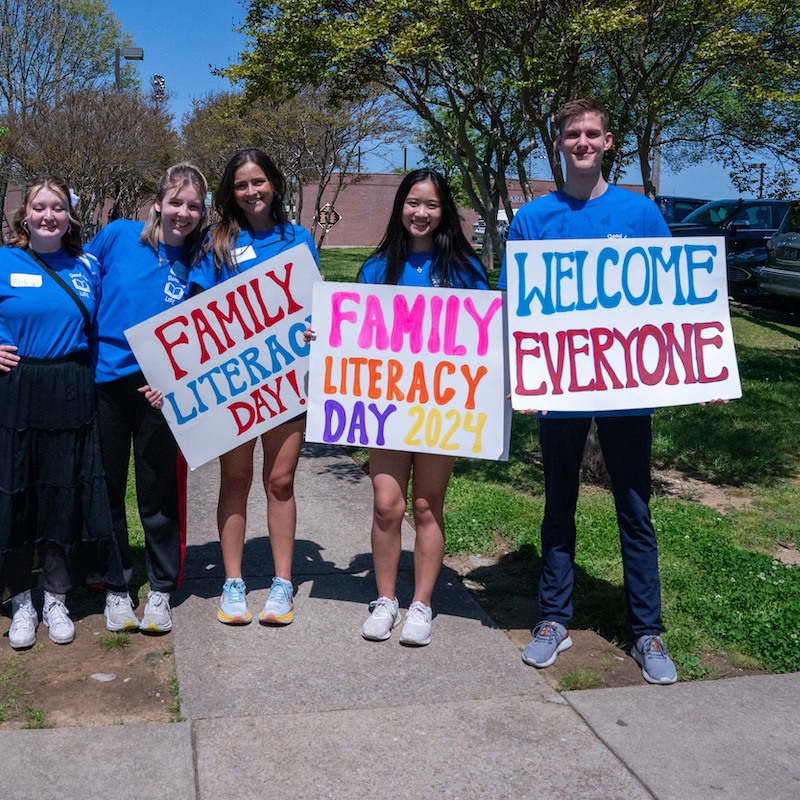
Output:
[
  {"xmin": 668, "ymin": 199, "xmax": 790, "ymax": 300},
  {"xmin": 655, "ymin": 195, "xmax": 708, "ymax": 224}
]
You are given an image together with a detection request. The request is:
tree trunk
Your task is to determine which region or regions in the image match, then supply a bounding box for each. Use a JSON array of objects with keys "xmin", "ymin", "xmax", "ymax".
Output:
[{"xmin": 0, "ymin": 173, "xmax": 10, "ymax": 239}]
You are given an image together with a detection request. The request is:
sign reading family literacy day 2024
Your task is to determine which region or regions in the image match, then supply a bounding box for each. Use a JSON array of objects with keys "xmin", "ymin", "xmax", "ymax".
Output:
[
  {"xmin": 506, "ymin": 237, "xmax": 742, "ymax": 412},
  {"xmin": 125, "ymin": 244, "xmax": 320, "ymax": 470},
  {"xmin": 306, "ymin": 282, "xmax": 511, "ymax": 461}
]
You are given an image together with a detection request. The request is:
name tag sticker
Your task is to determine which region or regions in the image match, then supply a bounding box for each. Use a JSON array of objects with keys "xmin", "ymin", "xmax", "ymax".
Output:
[
  {"xmin": 232, "ymin": 245, "xmax": 256, "ymax": 262},
  {"xmin": 10, "ymin": 273, "xmax": 43, "ymax": 288}
]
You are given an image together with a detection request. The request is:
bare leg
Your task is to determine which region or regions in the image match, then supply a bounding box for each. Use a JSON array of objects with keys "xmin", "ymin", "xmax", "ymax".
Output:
[
  {"xmin": 368, "ymin": 449, "xmax": 413, "ymax": 600},
  {"xmin": 260, "ymin": 418, "xmax": 304, "ymax": 581},
  {"xmin": 217, "ymin": 439, "xmax": 257, "ymax": 578},
  {"xmin": 409, "ymin": 453, "xmax": 456, "ymax": 607}
]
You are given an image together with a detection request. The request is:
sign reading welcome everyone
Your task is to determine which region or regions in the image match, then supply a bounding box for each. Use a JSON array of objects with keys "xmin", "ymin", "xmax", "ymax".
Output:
[
  {"xmin": 306, "ymin": 282, "xmax": 510, "ymax": 460},
  {"xmin": 125, "ymin": 244, "xmax": 320, "ymax": 469},
  {"xmin": 506, "ymin": 237, "xmax": 742, "ymax": 411}
]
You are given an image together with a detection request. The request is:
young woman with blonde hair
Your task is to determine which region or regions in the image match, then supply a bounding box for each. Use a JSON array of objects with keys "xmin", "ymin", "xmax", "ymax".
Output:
[{"xmin": 88, "ymin": 163, "xmax": 208, "ymax": 634}]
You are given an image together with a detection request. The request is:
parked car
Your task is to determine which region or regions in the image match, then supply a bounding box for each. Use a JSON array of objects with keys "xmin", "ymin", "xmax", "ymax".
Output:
[
  {"xmin": 472, "ymin": 211, "xmax": 509, "ymax": 245},
  {"xmin": 668, "ymin": 198, "xmax": 790, "ymax": 300},
  {"xmin": 760, "ymin": 201, "xmax": 800, "ymax": 302},
  {"xmin": 655, "ymin": 195, "xmax": 709, "ymax": 225}
]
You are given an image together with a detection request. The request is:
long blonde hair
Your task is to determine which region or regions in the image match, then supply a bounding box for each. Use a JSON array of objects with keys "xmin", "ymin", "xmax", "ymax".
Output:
[{"xmin": 140, "ymin": 163, "xmax": 208, "ymax": 256}]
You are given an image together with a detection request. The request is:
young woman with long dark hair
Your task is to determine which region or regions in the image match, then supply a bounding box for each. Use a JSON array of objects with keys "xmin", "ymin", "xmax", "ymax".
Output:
[
  {"xmin": 357, "ymin": 169, "xmax": 487, "ymax": 646},
  {"xmin": 189, "ymin": 149, "xmax": 319, "ymax": 627}
]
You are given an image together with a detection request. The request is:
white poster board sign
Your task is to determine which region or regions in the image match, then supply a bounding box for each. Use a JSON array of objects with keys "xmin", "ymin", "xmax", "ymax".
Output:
[
  {"xmin": 306, "ymin": 282, "xmax": 510, "ymax": 460},
  {"xmin": 125, "ymin": 243, "xmax": 320, "ymax": 469},
  {"xmin": 506, "ymin": 237, "xmax": 742, "ymax": 411}
]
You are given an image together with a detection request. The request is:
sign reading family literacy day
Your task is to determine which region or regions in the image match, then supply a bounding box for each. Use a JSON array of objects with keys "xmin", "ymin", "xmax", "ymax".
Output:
[
  {"xmin": 125, "ymin": 244, "xmax": 320, "ymax": 469},
  {"xmin": 306, "ymin": 283, "xmax": 510, "ymax": 460},
  {"xmin": 506, "ymin": 237, "xmax": 742, "ymax": 412}
]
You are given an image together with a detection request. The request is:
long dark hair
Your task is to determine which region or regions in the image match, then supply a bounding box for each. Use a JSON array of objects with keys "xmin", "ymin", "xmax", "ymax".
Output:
[
  {"xmin": 360, "ymin": 169, "xmax": 486, "ymax": 288},
  {"xmin": 208, "ymin": 149, "xmax": 290, "ymax": 272}
]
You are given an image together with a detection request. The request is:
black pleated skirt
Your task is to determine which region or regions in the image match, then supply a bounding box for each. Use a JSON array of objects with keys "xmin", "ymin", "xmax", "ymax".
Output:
[{"xmin": 0, "ymin": 351, "xmax": 123, "ymax": 602}]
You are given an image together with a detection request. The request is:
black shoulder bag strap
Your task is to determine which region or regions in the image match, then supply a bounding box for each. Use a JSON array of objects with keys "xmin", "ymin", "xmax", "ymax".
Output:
[{"xmin": 25, "ymin": 247, "xmax": 92, "ymax": 338}]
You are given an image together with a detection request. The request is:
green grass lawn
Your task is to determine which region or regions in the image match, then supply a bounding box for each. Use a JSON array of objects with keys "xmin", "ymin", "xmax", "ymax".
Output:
[
  {"xmin": 315, "ymin": 248, "xmax": 800, "ymax": 677},
  {"xmin": 446, "ymin": 303, "xmax": 800, "ymax": 677},
  {"xmin": 318, "ymin": 247, "xmax": 372, "ymax": 282}
]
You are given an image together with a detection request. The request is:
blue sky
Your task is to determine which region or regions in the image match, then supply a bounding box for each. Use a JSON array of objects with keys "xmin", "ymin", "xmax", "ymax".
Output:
[
  {"xmin": 107, "ymin": 0, "xmax": 248, "ymax": 126},
  {"xmin": 108, "ymin": 0, "xmax": 741, "ymax": 198}
]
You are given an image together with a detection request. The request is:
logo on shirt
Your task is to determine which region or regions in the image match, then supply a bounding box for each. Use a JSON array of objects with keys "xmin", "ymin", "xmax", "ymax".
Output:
[
  {"xmin": 164, "ymin": 270, "xmax": 185, "ymax": 304},
  {"xmin": 69, "ymin": 271, "xmax": 91, "ymax": 297}
]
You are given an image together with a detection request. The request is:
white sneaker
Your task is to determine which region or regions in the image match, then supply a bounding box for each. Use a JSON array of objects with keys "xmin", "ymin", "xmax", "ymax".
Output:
[
  {"xmin": 399, "ymin": 601, "xmax": 432, "ymax": 646},
  {"xmin": 42, "ymin": 595, "xmax": 75, "ymax": 645},
  {"xmin": 104, "ymin": 591, "xmax": 140, "ymax": 632},
  {"xmin": 139, "ymin": 591, "xmax": 172, "ymax": 634},
  {"xmin": 9, "ymin": 594, "xmax": 38, "ymax": 649},
  {"xmin": 361, "ymin": 596, "xmax": 400, "ymax": 641}
]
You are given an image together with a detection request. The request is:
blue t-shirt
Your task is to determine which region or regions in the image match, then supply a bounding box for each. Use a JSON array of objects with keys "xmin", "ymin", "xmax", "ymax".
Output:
[
  {"xmin": 499, "ymin": 184, "xmax": 670, "ymax": 418},
  {"xmin": 189, "ymin": 223, "xmax": 320, "ymax": 291},
  {"xmin": 87, "ymin": 220, "xmax": 192, "ymax": 385},
  {"xmin": 0, "ymin": 246, "xmax": 101, "ymax": 358},
  {"xmin": 358, "ymin": 252, "xmax": 488, "ymax": 289}
]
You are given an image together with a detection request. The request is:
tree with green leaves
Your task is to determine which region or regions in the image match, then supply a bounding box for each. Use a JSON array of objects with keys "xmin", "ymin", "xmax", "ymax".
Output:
[
  {"xmin": 0, "ymin": 0, "xmax": 127, "ymax": 231},
  {"xmin": 0, "ymin": 0, "xmax": 122, "ymax": 116},
  {"xmin": 226, "ymin": 0, "xmax": 592, "ymax": 263},
  {"xmin": 227, "ymin": 0, "xmax": 800, "ymax": 261},
  {"xmin": 182, "ymin": 86, "xmax": 402, "ymax": 246},
  {"xmin": 591, "ymin": 0, "xmax": 800, "ymax": 198}
]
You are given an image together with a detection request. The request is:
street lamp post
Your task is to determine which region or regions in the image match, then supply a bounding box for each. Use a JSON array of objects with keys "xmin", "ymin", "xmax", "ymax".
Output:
[
  {"xmin": 110, "ymin": 45, "xmax": 143, "ymax": 222},
  {"xmin": 114, "ymin": 46, "xmax": 144, "ymax": 91}
]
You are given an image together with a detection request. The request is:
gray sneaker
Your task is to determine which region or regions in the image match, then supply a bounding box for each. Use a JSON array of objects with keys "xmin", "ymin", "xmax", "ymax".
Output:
[
  {"xmin": 139, "ymin": 591, "xmax": 172, "ymax": 634},
  {"xmin": 522, "ymin": 620, "xmax": 572, "ymax": 668},
  {"xmin": 9, "ymin": 595, "xmax": 38, "ymax": 649},
  {"xmin": 399, "ymin": 601, "xmax": 432, "ymax": 646},
  {"xmin": 632, "ymin": 634, "xmax": 678, "ymax": 684},
  {"xmin": 104, "ymin": 591, "xmax": 140, "ymax": 632},
  {"xmin": 361, "ymin": 596, "xmax": 400, "ymax": 641}
]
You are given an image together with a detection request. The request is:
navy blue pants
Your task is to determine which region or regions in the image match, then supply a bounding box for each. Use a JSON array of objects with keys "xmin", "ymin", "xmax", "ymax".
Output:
[{"xmin": 538, "ymin": 415, "xmax": 662, "ymax": 637}]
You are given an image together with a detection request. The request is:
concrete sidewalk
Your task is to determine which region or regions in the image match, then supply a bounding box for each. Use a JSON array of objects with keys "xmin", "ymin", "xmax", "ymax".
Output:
[{"xmin": 1, "ymin": 442, "xmax": 798, "ymax": 799}]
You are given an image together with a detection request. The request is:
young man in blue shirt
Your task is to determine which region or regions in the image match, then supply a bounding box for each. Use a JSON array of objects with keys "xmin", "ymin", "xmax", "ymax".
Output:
[{"xmin": 499, "ymin": 98, "xmax": 677, "ymax": 684}]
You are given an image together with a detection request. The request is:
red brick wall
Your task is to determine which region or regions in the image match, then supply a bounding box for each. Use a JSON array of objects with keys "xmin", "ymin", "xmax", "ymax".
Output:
[
  {"xmin": 299, "ymin": 173, "xmax": 644, "ymax": 247},
  {"xmin": 3, "ymin": 173, "xmax": 644, "ymax": 244},
  {"xmin": 299, "ymin": 173, "xmax": 408, "ymax": 247}
]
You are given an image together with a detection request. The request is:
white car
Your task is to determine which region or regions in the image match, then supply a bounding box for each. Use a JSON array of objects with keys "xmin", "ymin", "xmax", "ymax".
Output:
[
  {"xmin": 761, "ymin": 203, "xmax": 800, "ymax": 301},
  {"xmin": 471, "ymin": 211, "xmax": 509, "ymax": 245}
]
